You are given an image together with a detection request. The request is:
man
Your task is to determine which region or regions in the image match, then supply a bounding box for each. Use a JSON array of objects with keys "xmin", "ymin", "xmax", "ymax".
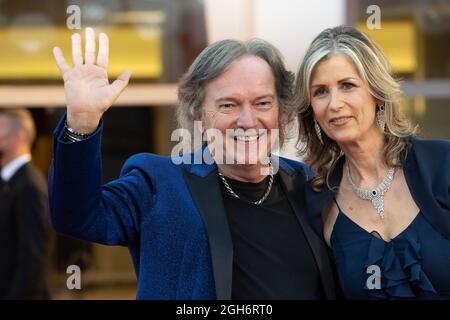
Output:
[
  {"xmin": 0, "ymin": 108, "xmax": 50, "ymax": 299},
  {"xmin": 50, "ymin": 27, "xmax": 336, "ymax": 299}
]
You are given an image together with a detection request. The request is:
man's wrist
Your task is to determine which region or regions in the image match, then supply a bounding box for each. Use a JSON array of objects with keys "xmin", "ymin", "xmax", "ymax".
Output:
[{"xmin": 64, "ymin": 119, "xmax": 97, "ymax": 142}]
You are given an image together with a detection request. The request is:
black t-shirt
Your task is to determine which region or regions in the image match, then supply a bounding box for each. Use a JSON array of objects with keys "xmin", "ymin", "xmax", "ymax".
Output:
[{"xmin": 219, "ymin": 173, "xmax": 323, "ymax": 299}]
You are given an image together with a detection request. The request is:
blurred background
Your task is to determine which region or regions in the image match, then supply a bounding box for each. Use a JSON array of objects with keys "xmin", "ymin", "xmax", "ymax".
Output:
[{"xmin": 0, "ymin": 0, "xmax": 449, "ymax": 299}]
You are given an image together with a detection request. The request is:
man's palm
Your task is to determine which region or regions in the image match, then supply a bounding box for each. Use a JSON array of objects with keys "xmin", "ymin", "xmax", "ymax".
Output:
[
  {"xmin": 63, "ymin": 64, "xmax": 113, "ymax": 113},
  {"xmin": 53, "ymin": 27, "xmax": 131, "ymax": 132}
]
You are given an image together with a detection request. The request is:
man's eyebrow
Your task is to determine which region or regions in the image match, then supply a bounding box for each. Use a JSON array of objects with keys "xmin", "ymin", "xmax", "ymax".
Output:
[
  {"xmin": 215, "ymin": 94, "xmax": 275, "ymax": 103},
  {"xmin": 253, "ymin": 94, "xmax": 275, "ymax": 100},
  {"xmin": 215, "ymin": 97, "xmax": 240, "ymax": 103}
]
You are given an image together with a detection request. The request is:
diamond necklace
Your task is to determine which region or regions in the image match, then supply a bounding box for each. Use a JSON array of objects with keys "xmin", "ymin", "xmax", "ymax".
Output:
[
  {"xmin": 217, "ymin": 163, "xmax": 274, "ymax": 205},
  {"xmin": 345, "ymin": 161, "xmax": 396, "ymax": 219}
]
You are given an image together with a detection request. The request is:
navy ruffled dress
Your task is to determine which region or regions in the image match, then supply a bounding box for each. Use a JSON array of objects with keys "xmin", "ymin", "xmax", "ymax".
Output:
[{"xmin": 332, "ymin": 202, "xmax": 450, "ymax": 299}]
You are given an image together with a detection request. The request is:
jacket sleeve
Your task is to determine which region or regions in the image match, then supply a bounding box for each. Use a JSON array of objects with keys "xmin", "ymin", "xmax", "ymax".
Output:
[{"xmin": 48, "ymin": 115, "xmax": 153, "ymax": 246}]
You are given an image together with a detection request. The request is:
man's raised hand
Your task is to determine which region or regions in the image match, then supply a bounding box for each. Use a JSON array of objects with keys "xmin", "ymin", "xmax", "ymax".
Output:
[{"xmin": 53, "ymin": 27, "xmax": 131, "ymax": 133}]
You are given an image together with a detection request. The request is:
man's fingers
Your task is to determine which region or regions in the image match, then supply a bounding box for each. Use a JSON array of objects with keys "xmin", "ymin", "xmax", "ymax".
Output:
[
  {"xmin": 96, "ymin": 32, "xmax": 109, "ymax": 69},
  {"xmin": 71, "ymin": 33, "xmax": 83, "ymax": 66},
  {"xmin": 85, "ymin": 27, "xmax": 96, "ymax": 65},
  {"xmin": 52, "ymin": 47, "xmax": 70, "ymax": 75},
  {"xmin": 110, "ymin": 70, "xmax": 132, "ymax": 98}
]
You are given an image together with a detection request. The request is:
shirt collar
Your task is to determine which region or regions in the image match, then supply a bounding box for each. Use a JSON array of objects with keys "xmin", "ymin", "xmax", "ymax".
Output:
[{"xmin": 1, "ymin": 154, "xmax": 31, "ymax": 182}]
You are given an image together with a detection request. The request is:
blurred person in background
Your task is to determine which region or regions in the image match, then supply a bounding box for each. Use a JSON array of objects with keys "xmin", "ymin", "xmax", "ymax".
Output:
[
  {"xmin": 0, "ymin": 108, "xmax": 50, "ymax": 299},
  {"xmin": 49, "ymin": 27, "xmax": 337, "ymax": 299},
  {"xmin": 296, "ymin": 25, "xmax": 450, "ymax": 299}
]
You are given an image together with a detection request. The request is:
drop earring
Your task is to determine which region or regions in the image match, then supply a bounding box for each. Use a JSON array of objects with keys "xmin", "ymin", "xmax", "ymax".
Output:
[
  {"xmin": 314, "ymin": 120, "xmax": 323, "ymax": 144},
  {"xmin": 376, "ymin": 104, "xmax": 386, "ymax": 132}
]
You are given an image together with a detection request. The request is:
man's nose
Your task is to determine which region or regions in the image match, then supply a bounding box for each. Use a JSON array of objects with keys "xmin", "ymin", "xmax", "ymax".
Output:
[{"xmin": 236, "ymin": 104, "xmax": 257, "ymax": 128}]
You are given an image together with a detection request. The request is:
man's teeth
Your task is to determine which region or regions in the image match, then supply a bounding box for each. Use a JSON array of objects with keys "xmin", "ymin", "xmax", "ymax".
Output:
[{"xmin": 235, "ymin": 135, "xmax": 259, "ymax": 142}]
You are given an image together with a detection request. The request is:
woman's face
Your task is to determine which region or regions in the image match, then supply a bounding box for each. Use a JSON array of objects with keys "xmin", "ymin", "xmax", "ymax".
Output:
[{"xmin": 309, "ymin": 54, "xmax": 380, "ymax": 145}]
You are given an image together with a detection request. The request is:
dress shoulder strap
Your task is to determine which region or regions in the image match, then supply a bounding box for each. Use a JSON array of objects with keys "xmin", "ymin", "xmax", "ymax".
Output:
[{"xmin": 333, "ymin": 197, "xmax": 343, "ymax": 213}]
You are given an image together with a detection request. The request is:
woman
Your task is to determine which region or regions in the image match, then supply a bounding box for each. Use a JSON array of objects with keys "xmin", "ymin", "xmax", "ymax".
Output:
[{"xmin": 295, "ymin": 25, "xmax": 450, "ymax": 299}]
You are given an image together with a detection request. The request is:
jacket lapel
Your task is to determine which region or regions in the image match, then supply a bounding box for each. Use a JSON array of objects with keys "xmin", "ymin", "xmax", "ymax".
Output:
[
  {"xmin": 181, "ymin": 148, "xmax": 233, "ymax": 300},
  {"xmin": 278, "ymin": 159, "xmax": 336, "ymax": 299}
]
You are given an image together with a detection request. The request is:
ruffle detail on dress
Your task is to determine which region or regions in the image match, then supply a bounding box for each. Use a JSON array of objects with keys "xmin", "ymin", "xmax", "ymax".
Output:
[{"xmin": 363, "ymin": 228, "xmax": 440, "ymax": 300}]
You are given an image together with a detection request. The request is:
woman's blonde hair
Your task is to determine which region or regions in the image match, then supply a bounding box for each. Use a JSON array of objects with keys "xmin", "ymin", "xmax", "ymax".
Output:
[{"xmin": 295, "ymin": 25, "xmax": 417, "ymax": 191}]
